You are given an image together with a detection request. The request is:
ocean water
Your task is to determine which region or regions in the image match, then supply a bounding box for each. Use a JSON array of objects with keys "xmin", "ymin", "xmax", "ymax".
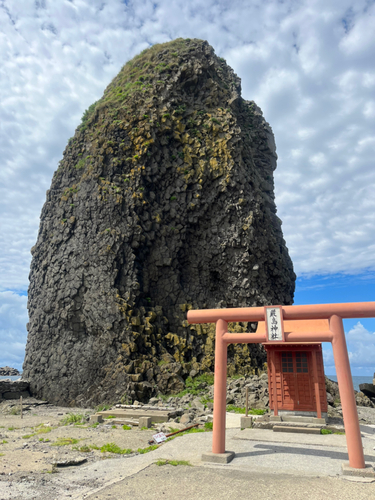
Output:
[
  {"xmin": 327, "ymin": 375, "xmax": 374, "ymax": 392},
  {"xmin": 0, "ymin": 375, "xmax": 22, "ymax": 381}
]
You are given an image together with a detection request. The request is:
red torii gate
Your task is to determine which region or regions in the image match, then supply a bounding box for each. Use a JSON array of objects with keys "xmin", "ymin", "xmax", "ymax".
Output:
[{"xmin": 187, "ymin": 302, "xmax": 375, "ymax": 469}]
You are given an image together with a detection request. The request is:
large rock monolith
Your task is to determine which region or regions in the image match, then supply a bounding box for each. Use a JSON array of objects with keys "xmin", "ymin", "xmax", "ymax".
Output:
[{"xmin": 23, "ymin": 38, "xmax": 295, "ymax": 406}]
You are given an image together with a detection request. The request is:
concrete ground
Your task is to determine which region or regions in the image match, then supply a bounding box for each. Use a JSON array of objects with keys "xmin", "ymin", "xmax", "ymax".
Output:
[
  {"xmin": 83, "ymin": 419, "xmax": 375, "ymax": 500},
  {"xmin": 2, "ymin": 413, "xmax": 375, "ymax": 499}
]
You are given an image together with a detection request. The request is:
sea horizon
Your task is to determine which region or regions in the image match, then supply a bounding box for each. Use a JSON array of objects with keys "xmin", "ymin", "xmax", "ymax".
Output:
[
  {"xmin": 2, "ymin": 375, "xmax": 374, "ymax": 392},
  {"xmin": 326, "ymin": 375, "xmax": 374, "ymax": 392}
]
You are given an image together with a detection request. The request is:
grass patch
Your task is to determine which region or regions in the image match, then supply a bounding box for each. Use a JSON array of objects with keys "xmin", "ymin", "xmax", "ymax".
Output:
[
  {"xmin": 200, "ymin": 397, "xmax": 213, "ymax": 405},
  {"xmin": 156, "ymin": 459, "xmax": 191, "ymax": 466},
  {"xmin": 226, "ymin": 406, "xmax": 265, "ymax": 415},
  {"xmin": 176, "ymin": 373, "xmax": 215, "ymax": 397},
  {"xmin": 104, "ymin": 415, "xmax": 116, "ymax": 419},
  {"xmin": 0, "ymin": 453, "xmax": 5, "ymax": 457},
  {"xmin": 36, "ymin": 426, "xmax": 52, "ymax": 433},
  {"xmin": 165, "ymin": 427, "xmax": 205, "ymax": 443},
  {"xmin": 60, "ymin": 413, "xmax": 85, "ymax": 425},
  {"xmin": 73, "ymin": 445, "xmax": 95, "ymax": 453},
  {"xmin": 122, "ymin": 425, "xmax": 131, "ymax": 430},
  {"xmin": 51, "ymin": 437, "xmax": 79, "ymax": 446},
  {"xmin": 137, "ymin": 444, "xmax": 159, "ymax": 454},
  {"xmin": 1, "ymin": 440, "xmax": 8, "ymax": 444},
  {"xmin": 100, "ymin": 442, "xmax": 132, "ymax": 454},
  {"xmin": 22, "ymin": 426, "xmax": 52, "ymax": 439},
  {"xmin": 320, "ymin": 429, "xmax": 345, "ymax": 435},
  {"xmin": 95, "ymin": 404, "xmax": 112, "ymax": 412},
  {"xmin": 204, "ymin": 422, "xmax": 213, "ymax": 430}
]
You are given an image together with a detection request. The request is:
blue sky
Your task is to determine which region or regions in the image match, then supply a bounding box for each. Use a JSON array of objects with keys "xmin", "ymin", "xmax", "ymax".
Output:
[
  {"xmin": 0, "ymin": 0, "xmax": 375, "ymax": 377},
  {"xmin": 294, "ymin": 274, "xmax": 375, "ymax": 376}
]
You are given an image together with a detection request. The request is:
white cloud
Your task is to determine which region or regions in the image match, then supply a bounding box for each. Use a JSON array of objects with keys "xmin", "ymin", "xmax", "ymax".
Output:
[
  {"xmin": 324, "ymin": 321, "xmax": 375, "ymax": 376},
  {"xmin": 1, "ymin": 0, "xmax": 375, "ymax": 366},
  {"xmin": 1, "ymin": 0, "xmax": 375, "ymax": 286},
  {"xmin": 0, "ymin": 291, "xmax": 28, "ymax": 371},
  {"xmin": 347, "ymin": 322, "xmax": 375, "ymax": 369}
]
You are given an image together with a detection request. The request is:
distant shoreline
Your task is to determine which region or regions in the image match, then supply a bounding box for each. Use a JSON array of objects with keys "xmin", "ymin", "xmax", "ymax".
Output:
[{"xmin": 326, "ymin": 375, "xmax": 373, "ymax": 392}]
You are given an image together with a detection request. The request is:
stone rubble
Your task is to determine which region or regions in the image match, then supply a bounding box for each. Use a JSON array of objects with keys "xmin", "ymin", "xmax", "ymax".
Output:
[{"xmin": 0, "ymin": 366, "xmax": 20, "ymax": 376}]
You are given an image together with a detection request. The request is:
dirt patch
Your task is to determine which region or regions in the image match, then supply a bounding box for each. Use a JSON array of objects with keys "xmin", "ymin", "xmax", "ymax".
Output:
[{"xmin": 0, "ymin": 399, "xmax": 161, "ymax": 476}]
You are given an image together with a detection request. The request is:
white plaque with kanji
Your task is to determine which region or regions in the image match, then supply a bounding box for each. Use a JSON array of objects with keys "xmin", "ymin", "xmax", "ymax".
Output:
[
  {"xmin": 265, "ymin": 306, "xmax": 284, "ymax": 342},
  {"xmin": 152, "ymin": 432, "xmax": 167, "ymax": 444}
]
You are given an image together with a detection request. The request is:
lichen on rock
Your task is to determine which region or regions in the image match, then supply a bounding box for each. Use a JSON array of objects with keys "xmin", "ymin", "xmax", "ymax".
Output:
[{"xmin": 23, "ymin": 38, "xmax": 296, "ymax": 406}]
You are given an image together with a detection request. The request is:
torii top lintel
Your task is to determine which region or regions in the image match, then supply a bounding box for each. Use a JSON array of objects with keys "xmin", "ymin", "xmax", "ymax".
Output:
[{"xmin": 187, "ymin": 301, "xmax": 375, "ymax": 324}]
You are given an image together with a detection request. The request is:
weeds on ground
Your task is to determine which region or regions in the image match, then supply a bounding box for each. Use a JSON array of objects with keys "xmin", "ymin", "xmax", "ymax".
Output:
[
  {"xmin": 226, "ymin": 406, "xmax": 265, "ymax": 415},
  {"xmin": 156, "ymin": 459, "xmax": 191, "ymax": 466},
  {"xmin": 73, "ymin": 444, "xmax": 100, "ymax": 452},
  {"xmin": 137, "ymin": 444, "xmax": 158, "ymax": 454},
  {"xmin": 100, "ymin": 442, "xmax": 132, "ymax": 454},
  {"xmin": 1, "ymin": 440, "xmax": 8, "ymax": 444},
  {"xmin": 200, "ymin": 397, "xmax": 213, "ymax": 405},
  {"xmin": 22, "ymin": 426, "xmax": 52, "ymax": 439},
  {"xmin": 60, "ymin": 413, "xmax": 85, "ymax": 425},
  {"xmin": 321, "ymin": 429, "xmax": 345, "ymax": 435},
  {"xmin": 122, "ymin": 425, "xmax": 131, "ymax": 430},
  {"xmin": 95, "ymin": 404, "xmax": 111, "ymax": 412},
  {"xmin": 158, "ymin": 394, "xmax": 170, "ymax": 402},
  {"xmin": 51, "ymin": 437, "xmax": 79, "ymax": 446},
  {"xmin": 204, "ymin": 422, "xmax": 213, "ymax": 430},
  {"xmin": 165, "ymin": 427, "xmax": 205, "ymax": 443},
  {"xmin": 73, "ymin": 445, "xmax": 93, "ymax": 453},
  {"xmin": 176, "ymin": 374, "xmax": 214, "ymax": 397}
]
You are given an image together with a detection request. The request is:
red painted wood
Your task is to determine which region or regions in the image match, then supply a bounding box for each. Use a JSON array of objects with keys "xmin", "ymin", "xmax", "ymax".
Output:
[{"xmin": 265, "ymin": 344, "xmax": 328, "ymax": 413}]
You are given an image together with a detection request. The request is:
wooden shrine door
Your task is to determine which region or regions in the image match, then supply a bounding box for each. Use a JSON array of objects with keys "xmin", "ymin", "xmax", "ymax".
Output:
[{"xmin": 280, "ymin": 351, "xmax": 314, "ymax": 411}]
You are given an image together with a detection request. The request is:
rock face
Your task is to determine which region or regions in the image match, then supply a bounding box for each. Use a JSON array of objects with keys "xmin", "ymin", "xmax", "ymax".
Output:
[
  {"xmin": 0, "ymin": 366, "xmax": 20, "ymax": 376},
  {"xmin": 0, "ymin": 380, "xmax": 30, "ymax": 400},
  {"xmin": 359, "ymin": 383, "xmax": 375, "ymax": 399},
  {"xmin": 23, "ymin": 38, "xmax": 295, "ymax": 407}
]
